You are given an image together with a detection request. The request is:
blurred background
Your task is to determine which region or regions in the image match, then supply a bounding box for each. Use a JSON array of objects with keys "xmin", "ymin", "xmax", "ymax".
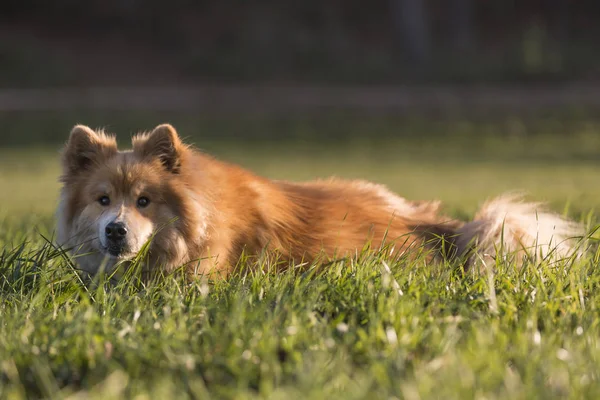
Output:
[
  {"xmin": 2, "ymin": 0, "xmax": 600, "ymax": 86},
  {"xmin": 1, "ymin": 0, "xmax": 600, "ymax": 220}
]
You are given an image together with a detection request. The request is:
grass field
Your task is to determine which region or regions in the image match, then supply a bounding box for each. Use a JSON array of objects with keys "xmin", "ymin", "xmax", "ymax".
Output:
[{"xmin": 1, "ymin": 113, "xmax": 600, "ymax": 399}]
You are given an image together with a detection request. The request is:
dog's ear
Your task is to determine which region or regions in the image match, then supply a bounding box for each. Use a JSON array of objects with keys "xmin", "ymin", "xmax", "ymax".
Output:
[
  {"xmin": 133, "ymin": 124, "xmax": 184, "ymax": 173},
  {"xmin": 62, "ymin": 125, "xmax": 117, "ymax": 177}
]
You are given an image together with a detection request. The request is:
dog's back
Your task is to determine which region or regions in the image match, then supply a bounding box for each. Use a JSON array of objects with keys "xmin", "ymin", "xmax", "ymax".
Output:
[{"xmin": 58, "ymin": 123, "xmax": 585, "ymax": 278}]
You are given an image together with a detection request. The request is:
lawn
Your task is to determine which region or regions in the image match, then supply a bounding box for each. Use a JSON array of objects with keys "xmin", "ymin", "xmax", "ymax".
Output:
[{"xmin": 0, "ymin": 113, "xmax": 599, "ymax": 399}]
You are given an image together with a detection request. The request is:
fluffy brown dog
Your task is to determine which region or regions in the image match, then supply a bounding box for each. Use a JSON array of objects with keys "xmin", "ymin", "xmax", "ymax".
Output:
[{"xmin": 56, "ymin": 124, "xmax": 583, "ymax": 278}]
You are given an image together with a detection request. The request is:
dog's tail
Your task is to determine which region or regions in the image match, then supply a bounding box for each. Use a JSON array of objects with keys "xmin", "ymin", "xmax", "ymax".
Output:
[{"xmin": 454, "ymin": 194, "xmax": 585, "ymax": 266}]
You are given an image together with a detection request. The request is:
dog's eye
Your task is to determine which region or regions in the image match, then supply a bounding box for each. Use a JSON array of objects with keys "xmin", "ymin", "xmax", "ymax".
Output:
[
  {"xmin": 98, "ymin": 196, "xmax": 110, "ymax": 206},
  {"xmin": 137, "ymin": 197, "xmax": 150, "ymax": 208}
]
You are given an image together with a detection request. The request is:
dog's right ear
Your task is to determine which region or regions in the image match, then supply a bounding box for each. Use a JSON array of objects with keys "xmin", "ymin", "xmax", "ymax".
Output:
[{"xmin": 61, "ymin": 125, "xmax": 117, "ymax": 177}]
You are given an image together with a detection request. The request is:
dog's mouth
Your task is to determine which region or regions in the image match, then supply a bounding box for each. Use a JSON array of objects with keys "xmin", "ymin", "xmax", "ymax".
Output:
[{"xmin": 102, "ymin": 245, "xmax": 134, "ymax": 259}]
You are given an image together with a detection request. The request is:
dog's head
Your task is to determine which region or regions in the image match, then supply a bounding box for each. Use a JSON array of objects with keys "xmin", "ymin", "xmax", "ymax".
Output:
[{"xmin": 57, "ymin": 124, "xmax": 201, "ymax": 275}]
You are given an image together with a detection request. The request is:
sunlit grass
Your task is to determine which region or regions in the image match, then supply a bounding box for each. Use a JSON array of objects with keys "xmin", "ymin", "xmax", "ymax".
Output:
[
  {"xmin": 1, "ymin": 121, "xmax": 599, "ymax": 398},
  {"xmin": 0, "ymin": 233, "xmax": 598, "ymax": 399}
]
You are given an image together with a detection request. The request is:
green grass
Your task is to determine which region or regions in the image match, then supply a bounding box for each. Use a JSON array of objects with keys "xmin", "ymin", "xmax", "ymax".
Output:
[{"xmin": 1, "ymin": 115, "xmax": 600, "ymax": 398}]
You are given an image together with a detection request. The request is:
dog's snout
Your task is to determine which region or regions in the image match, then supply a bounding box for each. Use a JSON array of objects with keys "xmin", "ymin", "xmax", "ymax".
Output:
[{"xmin": 105, "ymin": 222, "xmax": 128, "ymax": 241}]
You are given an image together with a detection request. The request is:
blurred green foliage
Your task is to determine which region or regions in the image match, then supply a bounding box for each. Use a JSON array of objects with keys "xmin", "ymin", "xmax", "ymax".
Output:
[{"xmin": 1, "ymin": 1, "xmax": 599, "ymax": 85}]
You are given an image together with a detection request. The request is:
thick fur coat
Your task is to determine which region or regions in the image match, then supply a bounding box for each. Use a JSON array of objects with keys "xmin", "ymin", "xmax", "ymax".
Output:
[{"xmin": 56, "ymin": 124, "xmax": 584, "ymax": 278}]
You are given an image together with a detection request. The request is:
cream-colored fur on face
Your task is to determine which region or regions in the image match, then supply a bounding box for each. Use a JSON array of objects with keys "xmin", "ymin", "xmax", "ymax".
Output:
[
  {"xmin": 56, "ymin": 124, "xmax": 586, "ymax": 279},
  {"xmin": 96, "ymin": 207, "xmax": 154, "ymax": 257}
]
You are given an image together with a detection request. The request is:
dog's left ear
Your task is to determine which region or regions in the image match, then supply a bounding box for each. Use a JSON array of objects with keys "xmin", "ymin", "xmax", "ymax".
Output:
[{"xmin": 133, "ymin": 124, "xmax": 184, "ymax": 173}]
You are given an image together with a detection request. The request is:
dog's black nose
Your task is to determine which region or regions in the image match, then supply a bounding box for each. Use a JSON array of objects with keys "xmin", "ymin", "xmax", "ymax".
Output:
[{"xmin": 105, "ymin": 222, "xmax": 128, "ymax": 241}]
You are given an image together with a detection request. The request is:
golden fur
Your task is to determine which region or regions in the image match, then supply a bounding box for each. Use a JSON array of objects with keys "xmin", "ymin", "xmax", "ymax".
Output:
[{"xmin": 56, "ymin": 124, "xmax": 584, "ymax": 279}]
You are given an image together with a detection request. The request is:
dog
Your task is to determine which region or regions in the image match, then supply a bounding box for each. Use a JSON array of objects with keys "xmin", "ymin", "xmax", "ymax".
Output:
[{"xmin": 56, "ymin": 123, "xmax": 584, "ymax": 279}]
